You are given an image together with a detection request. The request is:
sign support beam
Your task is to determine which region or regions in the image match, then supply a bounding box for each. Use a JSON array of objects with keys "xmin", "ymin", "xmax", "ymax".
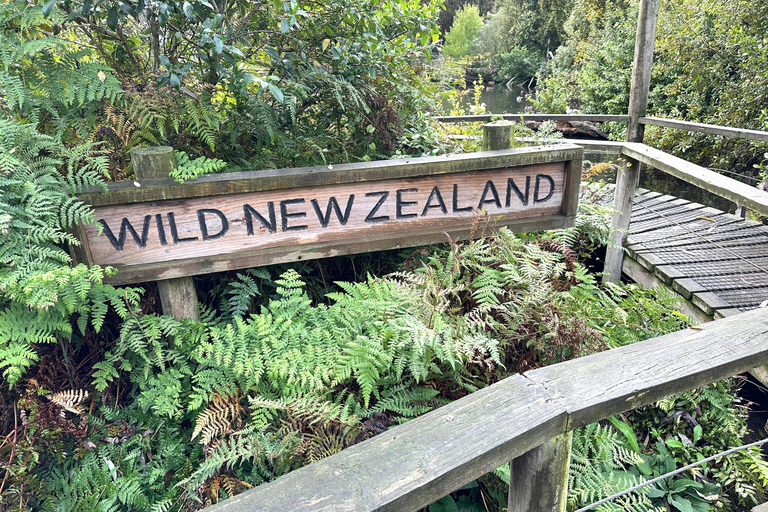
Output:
[{"xmin": 131, "ymin": 147, "xmax": 200, "ymax": 321}]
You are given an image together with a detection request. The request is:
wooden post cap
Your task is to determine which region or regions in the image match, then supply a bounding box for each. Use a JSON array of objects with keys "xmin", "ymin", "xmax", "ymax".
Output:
[
  {"xmin": 130, "ymin": 146, "xmax": 177, "ymax": 180},
  {"xmin": 482, "ymin": 121, "xmax": 515, "ymax": 151}
]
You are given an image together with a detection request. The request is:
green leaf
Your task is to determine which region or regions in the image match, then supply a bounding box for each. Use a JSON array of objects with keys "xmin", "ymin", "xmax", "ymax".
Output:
[
  {"xmin": 665, "ymin": 438, "xmax": 683, "ymax": 448},
  {"xmin": 669, "ymin": 496, "xmax": 695, "ymax": 512},
  {"xmin": 268, "ymin": 83, "xmax": 284, "ymax": 103},
  {"xmin": 169, "ymin": 73, "xmax": 181, "ymax": 88},
  {"xmin": 42, "ymin": 0, "xmax": 57, "ymax": 17},
  {"xmin": 608, "ymin": 416, "xmax": 641, "ymax": 453},
  {"xmin": 213, "ymin": 36, "xmax": 223, "ymax": 56},
  {"xmin": 107, "ymin": 5, "xmax": 118, "ymax": 29},
  {"xmin": 240, "ymin": 73, "xmax": 256, "ymax": 85},
  {"xmin": 670, "ymin": 478, "xmax": 702, "ymax": 492},
  {"xmin": 692, "ymin": 424, "xmax": 702, "ymax": 444},
  {"xmin": 280, "ymin": 18, "xmax": 290, "ymax": 33},
  {"xmin": 118, "ymin": 2, "xmax": 134, "ymax": 15},
  {"xmin": 182, "ymin": 1, "xmax": 195, "ymax": 20},
  {"xmin": 429, "ymin": 496, "xmax": 458, "ymax": 512}
]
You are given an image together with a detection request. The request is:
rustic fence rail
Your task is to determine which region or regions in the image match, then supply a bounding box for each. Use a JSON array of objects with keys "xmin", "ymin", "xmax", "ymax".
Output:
[
  {"xmin": 639, "ymin": 116, "xmax": 768, "ymax": 143},
  {"xmin": 201, "ymin": 307, "xmax": 768, "ymax": 512}
]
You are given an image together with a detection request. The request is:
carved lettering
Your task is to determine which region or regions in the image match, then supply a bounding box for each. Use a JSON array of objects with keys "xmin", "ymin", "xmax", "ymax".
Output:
[
  {"xmin": 99, "ymin": 215, "xmax": 152, "ymax": 251},
  {"xmin": 244, "ymin": 203, "xmax": 277, "ymax": 235},
  {"xmin": 421, "ymin": 186, "xmax": 447, "ymax": 216},
  {"xmin": 534, "ymin": 174, "xmax": 555, "ymax": 203},
  {"xmin": 396, "ymin": 188, "xmax": 418, "ymax": 219},
  {"xmin": 365, "ymin": 191, "xmax": 390, "ymax": 223},
  {"xmin": 281, "ymin": 198, "xmax": 308, "ymax": 232},
  {"xmin": 155, "ymin": 214, "xmax": 168, "ymax": 245},
  {"xmin": 311, "ymin": 195, "xmax": 355, "ymax": 227},
  {"xmin": 452, "ymin": 184, "xmax": 472, "ymax": 212},
  {"xmin": 197, "ymin": 209, "xmax": 229, "ymax": 241},
  {"xmin": 506, "ymin": 176, "xmax": 530, "ymax": 207},
  {"xmin": 478, "ymin": 180, "xmax": 501, "ymax": 209},
  {"xmin": 168, "ymin": 212, "xmax": 199, "ymax": 244}
]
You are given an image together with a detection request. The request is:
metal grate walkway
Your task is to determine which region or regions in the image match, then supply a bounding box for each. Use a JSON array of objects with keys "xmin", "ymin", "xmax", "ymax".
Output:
[{"xmin": 622, "ymin": 189, "xmax": 768, "ymax": 320}]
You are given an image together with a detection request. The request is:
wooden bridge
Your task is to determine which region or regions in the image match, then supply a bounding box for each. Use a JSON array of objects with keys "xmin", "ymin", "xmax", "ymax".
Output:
[{"xmin": 625, "ymin": 188, "xmax": 768, "ymax": 322}]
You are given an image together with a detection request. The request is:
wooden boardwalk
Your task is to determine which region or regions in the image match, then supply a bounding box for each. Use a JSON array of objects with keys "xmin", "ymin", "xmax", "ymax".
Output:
[{"xmin": 622, "ymin": 189, "xmax": 768, "ymax": 322}]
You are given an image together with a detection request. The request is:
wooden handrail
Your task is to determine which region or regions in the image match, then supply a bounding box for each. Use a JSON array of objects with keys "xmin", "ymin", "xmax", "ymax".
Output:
[
  {"xmin": 202, "ymin": 307, "xmax": 768, "ymax": 512},
  {"xmin": 639, "ymin": 117, "xmax": 768, "ymax": 143},
  {"xmin": 434, "ymin": 114, "xmax": 630, "ymax": 123},
  {"xmin": 621, "ymin": 142, "xmax": 768, "ymax": 216},
  {"xmin": 435, "ymin": 114, "xmax": 768, "ymax": 144}
]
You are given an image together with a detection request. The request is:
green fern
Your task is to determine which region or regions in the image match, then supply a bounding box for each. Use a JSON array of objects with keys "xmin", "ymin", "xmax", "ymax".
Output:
[
  {"xmin": 569, "ymin": 422, "xmax": 649, "ymax": 511},
  {"xmin": 170, "ymin": 150, "xmax": 227, "ymax": 183}
]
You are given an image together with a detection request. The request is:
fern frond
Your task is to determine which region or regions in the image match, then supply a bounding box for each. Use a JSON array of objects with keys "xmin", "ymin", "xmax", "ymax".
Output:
[{"xmin": 47, "ymin": 389, "xmax": 89, "ymax": 415}]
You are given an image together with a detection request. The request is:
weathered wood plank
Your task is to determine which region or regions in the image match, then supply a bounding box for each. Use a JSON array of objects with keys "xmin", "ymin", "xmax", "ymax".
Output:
[
  {"xmin": 435, "ymin": 114, "xmax": 630, "ymax": 123},
  {"xmin": 660, "ymin": 258, "xmax": 768, "ymax": 279},
  {"xmin": 692, "ymin": 292, "xmax": 735, "ymax": 315},
  {"xmin": 713, "ymin": 287, "xmax": 768, "ymax": 310},
  {"xmin": 671, "ymin": 277, "xmax": 708, "ymax": 301},
  {"xmin": 649, "ymin": 231, "xmax": 768, "ymax": 253},
  {"xmin": 621, "ymin": 143, "xmax": 768, "ymax": 216},
  {"xmin": 603, "ymin": 155, "xmax": 641, "ymax": 282},
  {"xmin": 508, "ymin": 432, "xmax": 572, "ymax": 512},
  {"xmin": 518, "ymin": 139, "xmax": 625, "ymax": 158},
  {"xmin": 629, "ymin": 207, "xmax": 718, "ymax": 234},
  {"xmin": 639, "ymin": 117, "xmax": 768, "ymax": 143},
  {"xmin": 688, "ymin": 272, "xmax": 768, "ymax": 291},
  {"xmin": 83, "ymin": 161, "xmax": 577, "ymax": 284},
  {"xmin": 80, "ymin": 146, "xmax": 583, "ymax": 207},
  {"xmin": 131, "ymin": 147, "xmax": 200, "ymax": 321},
  {"xmin": 627, "ymin": 217, "xmax": 753, "ymax": 247},
  {"xmin": 629, "ymin": 200, "xmax": 701, "ymax": 222},
  {"xmin": 92, "ymin": 215, "xmax": 576, "ymax": 285},
  {"xmin": 525, "ymin": 307, "xmax": 768, "ymax": 430},
  {"xmin": 203, "ymin": 374, "xmax": 567, "ymax": 512}
]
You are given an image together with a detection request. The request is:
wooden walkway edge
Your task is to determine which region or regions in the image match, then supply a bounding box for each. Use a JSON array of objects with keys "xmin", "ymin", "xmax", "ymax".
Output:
[{"xmin": 623, "ymin": 189, "xmax": 768, "ymax": 322}]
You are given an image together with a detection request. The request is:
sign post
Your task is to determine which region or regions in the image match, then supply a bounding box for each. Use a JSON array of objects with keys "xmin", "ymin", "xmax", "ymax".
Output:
[{"xmin": 130, "ymin": 147, "xmax": 200, "ymax": 320}]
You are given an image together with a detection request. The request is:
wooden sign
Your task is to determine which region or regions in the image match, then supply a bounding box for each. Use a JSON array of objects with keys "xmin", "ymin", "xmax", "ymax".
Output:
[{"xmin": 76, "ymin": 145, "xmax": 582, "ymax": 284}]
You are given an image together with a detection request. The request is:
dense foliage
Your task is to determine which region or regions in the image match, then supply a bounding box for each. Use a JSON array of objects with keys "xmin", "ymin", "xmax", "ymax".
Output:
[
  {"xmin": 2, "ymin": 0, "xmax": 768, "ymax": 509},
  {"xmin": 534, "ymin": 0, "xmax": 768, "ymax": 182}
]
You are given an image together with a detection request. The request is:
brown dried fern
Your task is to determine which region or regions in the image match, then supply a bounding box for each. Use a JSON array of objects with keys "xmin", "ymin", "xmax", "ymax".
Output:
[
  {"xmin": 46, "ymin": 389, "xmax": 89, "ymax": 415},
  {"xmin": 192, "ymin": 393, "xmax": 245, "ymax": 446}
]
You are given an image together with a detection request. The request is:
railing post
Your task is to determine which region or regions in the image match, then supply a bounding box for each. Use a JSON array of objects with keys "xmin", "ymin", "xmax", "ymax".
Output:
[
  {"xmin": 482, "ymin": 120, "xmax": 514, "ymax": 151},
  {"xmin": 130, "ymin": 146, "xmax": 201, "ymax": 321},
  {"xmin": 602, "ymin": 0, "xmax": 660, "ymax": 284},
  {"xmin": 508, "ymin": 431, "xmax": 573, "ymax": 512}
]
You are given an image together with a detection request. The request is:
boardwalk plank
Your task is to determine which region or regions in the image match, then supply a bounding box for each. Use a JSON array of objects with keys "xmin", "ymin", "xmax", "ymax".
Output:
[
  {"xmin": 658, "ymin": 257, "xmax": 768, "ymax": 278},
  {"xmin": 629, "ymin": 221, "xmax": 759, "ymax": 248},
  {"xmin": 714, "ymin": 288, "xmax": 768, "ymax": 310},
  {"xmin": 629, "ymin": 208, "xmax": 724, "ymax": 234},
  {"xmin": 625, "ymin": 187, "xmax": 768, "ymax": 313}
]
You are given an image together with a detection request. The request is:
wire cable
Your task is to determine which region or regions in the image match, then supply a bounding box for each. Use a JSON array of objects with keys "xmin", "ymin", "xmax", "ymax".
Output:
[
  {"xmin": 576, "ymin": 436, "xmax": 768, "ymax": 512},
  {"xmin": 708, "ymin": 167, "xmax": 763, "ymax": 183}
]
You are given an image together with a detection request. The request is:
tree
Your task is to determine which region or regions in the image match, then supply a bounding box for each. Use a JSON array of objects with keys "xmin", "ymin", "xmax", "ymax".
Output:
[{"xmin": 442, "ymin": 4, "xmax": 483, "ymax": 58}]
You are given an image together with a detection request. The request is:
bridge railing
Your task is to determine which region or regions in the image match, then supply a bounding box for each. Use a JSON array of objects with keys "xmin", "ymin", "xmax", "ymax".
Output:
[
  {"xmin": 437, "ymin": 113, "xmax": 768, "ymax": 281},
  {"xmin": 201, "ymin": 307, "xmax": 768, "ymax": 512}
]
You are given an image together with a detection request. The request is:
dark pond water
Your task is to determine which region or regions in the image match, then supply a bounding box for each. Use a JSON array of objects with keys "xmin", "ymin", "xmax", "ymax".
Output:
[{"xmin": 444, "ymin": 84, "xmax": 533, "ymax": 115}]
